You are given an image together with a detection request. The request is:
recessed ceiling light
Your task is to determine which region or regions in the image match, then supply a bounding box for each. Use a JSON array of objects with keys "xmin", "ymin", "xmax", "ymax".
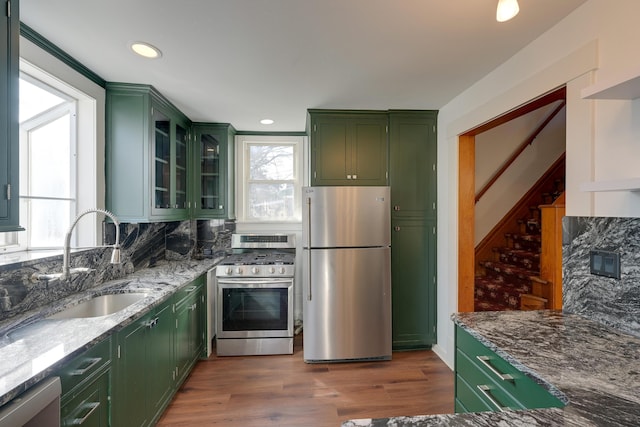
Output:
[
  {"xmin": 131, "ymin": 42, "xmax": 162, "ymax": 59},
  {"xmin": 260, "ymin": 119, "xmax": 274, "ymax": 125}
]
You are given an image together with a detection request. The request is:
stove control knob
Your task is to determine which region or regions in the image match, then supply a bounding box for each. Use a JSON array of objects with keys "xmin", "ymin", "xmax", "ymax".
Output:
[
  {"xmin": 235, "ymin": 267, "xmax": 243, "ymax": 275},
  {"xmin": 279, "ymin": 267, "xmax": 286, "ymax": 274},
  {"xmin": 251, "ymin": 267, "xmax": 260, "ymax": 275},
  {"xmin": 225, "ymin": 267, "xmax": 233, "ymax": 275},
  {"xmin": 268, "ymin": 267, "xmax": 276, "ymax": 274}
]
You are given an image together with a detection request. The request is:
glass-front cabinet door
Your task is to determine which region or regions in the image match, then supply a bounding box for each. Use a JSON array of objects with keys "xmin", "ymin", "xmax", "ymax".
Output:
[
  {"xmin": 175, "ymin": 123, "xmax": 188, "ymax": 209},
  {"xmin": 192, "ymin": 123, "xmax": 235, "ymax": 219},
  {"xmin": 199, "ymin": 132, "xmax": 220, "ymax": 210},
  {"xmin": 153, "ymin": 108, "xmax": 171, "ymax": 209}
]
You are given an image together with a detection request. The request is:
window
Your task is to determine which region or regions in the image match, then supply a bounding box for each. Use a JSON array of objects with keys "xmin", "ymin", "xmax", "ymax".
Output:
[
  {"xmin": 237, "ymin": 135, "xmax": 304, "ymax": 222},
  {"xmin": 0, "ymin": 58, "xmax": 98, "ymax": 254},
  {"xmin": 18, "ymin": 74, "xmax": 77, "ymax": 249}
]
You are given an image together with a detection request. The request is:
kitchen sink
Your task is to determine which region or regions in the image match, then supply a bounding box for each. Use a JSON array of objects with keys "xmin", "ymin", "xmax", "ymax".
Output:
[{"xmin": 47, "ymin": 293, "xmax": 150, "ymax": 319}]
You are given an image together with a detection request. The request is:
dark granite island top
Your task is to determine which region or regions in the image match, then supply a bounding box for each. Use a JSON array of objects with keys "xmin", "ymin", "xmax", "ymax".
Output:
[
  {"xmin": 0, "ymin": 258, "xmax": 219, "ymax": 407},
  {"xmin": 342, "ymin": 310, "xmax": 640, "ymax": 427}
]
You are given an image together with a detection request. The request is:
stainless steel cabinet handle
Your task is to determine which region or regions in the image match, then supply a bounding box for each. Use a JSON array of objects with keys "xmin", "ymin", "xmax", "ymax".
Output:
[
  {"xmin": 476, "ymin": 356, "xmax": 514, "ymax": 381},
  {"xmin": 394, "ymin": 205, "xmax": 400, "ymax": 211},
  {"xmin": 346, "ymin": 175, "xmax": 352, "ymax": 179},
  {"xmin": 394, "ymin": 226, "xmax": 401, "ymax": 232},
  {"xmin": 184, "ymin": 286, "xmax": 197, "ymax": 293},
  {"xmin": 352, "ymin": 174, "xmax": 357, "ymax": 179},
  {"xmin": 70, "ymin": 401, "xmax": 100, "ymax": 425},
  {"xmin": 70, "ymin": 357, "xmax": 102, "ymax": 376},
  {"xmin": 476, "ymin": 385, "xmax": 509, "ymax": 412}
]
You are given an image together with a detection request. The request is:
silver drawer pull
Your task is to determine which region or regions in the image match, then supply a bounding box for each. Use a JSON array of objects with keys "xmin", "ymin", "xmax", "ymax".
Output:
[
  {"xmin": 476, "ymin": 355, "xmax": 514, "ymax": 381},
  {"xmin": 183, "ymin": 286, "xmax": 197, "ymax": 293},
  {"xmin": 476, "ymin": 385, "xmax": 509, "ymax": 412},
  {"xmin": 70, "ymin": 357, "xmax": 102, "ymax": 376},
  {"xmin": 70, "ymin": 401, "xmax": 100, "ymax": 425}
]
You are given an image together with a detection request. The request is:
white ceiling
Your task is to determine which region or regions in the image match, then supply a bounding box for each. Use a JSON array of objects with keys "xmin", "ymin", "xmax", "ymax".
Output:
[{"xmin": 21, "ymin": 0, "xmax": 586, "ymax": 132}]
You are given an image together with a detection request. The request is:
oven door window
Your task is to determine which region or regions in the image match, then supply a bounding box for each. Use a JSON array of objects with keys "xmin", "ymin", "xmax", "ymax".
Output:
[{"xmin": 222, "ymin": 287, "xmax": 289, "ymax": 332}]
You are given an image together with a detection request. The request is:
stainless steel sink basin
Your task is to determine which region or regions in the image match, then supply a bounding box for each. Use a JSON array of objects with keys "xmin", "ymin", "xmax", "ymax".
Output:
[{"xmin": 47, "ymin": 293, "xmax": 149, "ymax": 319}]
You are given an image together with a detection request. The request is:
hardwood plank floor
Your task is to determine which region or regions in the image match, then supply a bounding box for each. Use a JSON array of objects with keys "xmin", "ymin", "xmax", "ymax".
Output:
[{"xmin": 157, "ymin": 335, "xmax": 454, "ymax": 426}]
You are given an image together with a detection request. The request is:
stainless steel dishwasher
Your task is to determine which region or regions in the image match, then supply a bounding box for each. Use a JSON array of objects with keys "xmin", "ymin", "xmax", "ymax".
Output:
[{"xmin": 0, "ymin": 377, "xmax": 61, "ymax": 427}]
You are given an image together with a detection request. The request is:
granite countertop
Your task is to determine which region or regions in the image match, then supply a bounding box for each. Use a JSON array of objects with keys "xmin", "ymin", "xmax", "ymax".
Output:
[
  {"xmin": 0, "ymin": 258, "xmax": 220, "ymax": 407},
  {"xmin": 343, "ymin": 310, "xmax": 640, "ymax": 427}
]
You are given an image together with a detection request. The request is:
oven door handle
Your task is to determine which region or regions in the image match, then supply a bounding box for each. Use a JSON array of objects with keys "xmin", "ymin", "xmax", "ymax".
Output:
[
  {"xmin": 217, "ymin": 278, "xmax": 293, "ymax": 286},
  {"xmin": 305, "ymin": 196, "xmax": 312, "ymax": 301}
]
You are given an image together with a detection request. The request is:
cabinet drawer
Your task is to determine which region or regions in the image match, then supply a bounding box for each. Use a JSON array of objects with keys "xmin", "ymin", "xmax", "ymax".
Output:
[
  {"xmin": 61, "ymin": 369, "xmax": 109, "ymax": 427},
  {"xmin": 456, "ymin": 326, "xmax": 564, "ymax": 409},
  {"xmin": 456, "ymin": 349, "xmax": 522, "ymax": 410},
  {"xmin": 455, "ymin": 375, "xmax": 493, "ymax": 413},
  {"xmin": 58, "ymin": 338, "xmax": 111, "ymax": 395}
]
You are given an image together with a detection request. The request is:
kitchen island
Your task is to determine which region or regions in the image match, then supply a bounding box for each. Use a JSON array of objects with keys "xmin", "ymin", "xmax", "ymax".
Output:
[
  {"xmin": 343, "ymin": 310, "xmax": 640, "ymax": 426},
  {"xmin": 0, "ymin": 258, "xmax": 218, "ymax": 407}
]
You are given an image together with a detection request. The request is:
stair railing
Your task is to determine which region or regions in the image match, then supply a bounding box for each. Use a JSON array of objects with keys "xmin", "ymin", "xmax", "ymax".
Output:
[{"xmin": 475, "ymin": 101, "xmax": 566, "ymax": 203}]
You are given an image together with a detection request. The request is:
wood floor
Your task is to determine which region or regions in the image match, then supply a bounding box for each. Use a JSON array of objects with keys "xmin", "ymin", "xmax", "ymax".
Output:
[{"xmin": 157, "ymin": 335, "xmax": 454, "ymax": 427}]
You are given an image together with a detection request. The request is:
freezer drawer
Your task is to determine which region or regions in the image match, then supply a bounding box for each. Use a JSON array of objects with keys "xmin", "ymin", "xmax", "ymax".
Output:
[{"xmin": 303, "ymin": 247, "xmax": 391, "ymax": 362}]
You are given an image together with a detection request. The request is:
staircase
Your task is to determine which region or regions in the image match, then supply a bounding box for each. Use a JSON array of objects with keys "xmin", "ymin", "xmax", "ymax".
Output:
[{"xmin": 474, "ymin": 162, "xmax": 565, "ymax": 312}]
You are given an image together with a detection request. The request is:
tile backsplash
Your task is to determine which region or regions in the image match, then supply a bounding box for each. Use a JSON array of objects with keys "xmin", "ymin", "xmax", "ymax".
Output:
[
  {"xmin": 563, "ymin": 216, "xmax": 640, "ymax": 338},
  {"xmin": 0, "ymin": 219, "xmax": 233, "ymax": 323}
]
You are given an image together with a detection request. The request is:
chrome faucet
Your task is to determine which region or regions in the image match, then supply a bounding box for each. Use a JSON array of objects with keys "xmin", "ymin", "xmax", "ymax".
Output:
[{"xmin": 32, "ymin": 208, "xmax": 121, "ymax": 282}]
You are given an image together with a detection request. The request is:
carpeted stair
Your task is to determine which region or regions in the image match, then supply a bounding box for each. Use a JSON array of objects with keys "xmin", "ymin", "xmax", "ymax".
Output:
[{"xmin": 474, "ymin": 180, "xmax": 563, "ymax": 311}]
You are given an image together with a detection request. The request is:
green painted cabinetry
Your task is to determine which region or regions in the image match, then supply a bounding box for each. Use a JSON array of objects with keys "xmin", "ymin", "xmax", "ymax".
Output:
[
  {"xmin": 175, "ymin": 276, "xmax": 206, "ymax": 384},
  {"xmin": 106, "ymin": 83, "xmax": 192, "ymax": 222},
  {"xmin": 308, "ymin": 110, "xmax": 388, "ymax": 186},
  {"xmin": 389, "ymin": 111, "xmax": 437, "ymax": 350},
  {"xmin": 112, "ymin": 277, "xmax": 207, "ymax": 426},
  {"xmin": 454, "ymin": 326, "xmax": 565, "ymax": 413},
  {"xmin": 0, "ymin": 0, "xmax": 20, "ymax": 232},
  {"xmin": 57, "ymin": 337, "xmax": 111, "ymax": 427},
  {"xmin": 191, "ymin": 123, "xmax": 235, "ymax": 219}
]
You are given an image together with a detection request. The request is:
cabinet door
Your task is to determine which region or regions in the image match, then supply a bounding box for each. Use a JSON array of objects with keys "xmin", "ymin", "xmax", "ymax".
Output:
[
  {"xmin": 311, "ymin": 116, "xmax": 351, "ymax": 185},
  {"xmin": 112, "ymin": 314, "xmax": 150, "ymax": 427},
  {"xmin": 148, "ymin": 302, "xmax": 176, "ymax": 423},
  {"xmin": 192, "ymin": 123, "xmax": 235, "ymax": 219},
  {"xmin": 310, "ymin": 112, "xmax": 388, "ymax": 186},
  {"xmin": 175, "ymin": 293, "xmax": 195, "ymax": 385},
  {"xmin": 0, "ymin": 0, "xmax": 20, "ymax": 231},
  {"xmin": 175, "ymin": 122, "xmax": 188, "ymax": 210},
  {"xmin": 351, "ymin": 117, "xmax": 388, "ymax": 185},
  {"xmin": 391, "ymin": 219, "xmax": 436, "ymax": 349},
  {"xmin": 153, "ymin": 108, "xmax": 172, "ymax": 210},
  {"xmin": 389, "ymin": 112, "xmax": 437, "ymax": 219}
]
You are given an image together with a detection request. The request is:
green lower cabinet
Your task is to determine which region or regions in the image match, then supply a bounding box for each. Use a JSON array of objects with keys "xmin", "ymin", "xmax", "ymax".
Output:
[
  {"xmin": 112, "ymin": 277, "xmax": 207, "ymax": 426},
  {"xmin": 391, "ymin": 219, "xmax": 436, "ymax": 349},
  {"xmin": 454, "ymin": 326, "xmax": 565, "ymax": 412}
]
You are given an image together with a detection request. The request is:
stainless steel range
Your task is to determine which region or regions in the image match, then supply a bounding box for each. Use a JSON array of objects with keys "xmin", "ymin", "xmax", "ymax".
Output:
[{"xmin": 215, "ymin": 233, "xmax": 295, "ymax": 356}]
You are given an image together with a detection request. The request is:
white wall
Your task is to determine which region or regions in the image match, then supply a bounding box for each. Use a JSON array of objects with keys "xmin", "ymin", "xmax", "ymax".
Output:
[
  {"xmin": 433, "ymin": 0, "xmax": 640, "ymax": 368},
  {"xmin": 474, "ymin": 103, "xmax": 566, "ymax": 244}
]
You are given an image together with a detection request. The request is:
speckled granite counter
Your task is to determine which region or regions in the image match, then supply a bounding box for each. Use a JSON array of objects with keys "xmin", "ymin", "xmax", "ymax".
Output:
[
  {"xmin": 343, "ymin": 310, "xmax": 640, "ymax": 427},
  {"xmin": 0, "ymin": 258, "xmax": 219, "ymax": 407}
]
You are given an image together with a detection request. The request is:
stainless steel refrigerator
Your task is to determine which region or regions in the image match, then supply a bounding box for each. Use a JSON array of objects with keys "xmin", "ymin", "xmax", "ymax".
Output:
[{"xmin": 302, "ymin": 186, "xmax": 392, "ymax": 362}]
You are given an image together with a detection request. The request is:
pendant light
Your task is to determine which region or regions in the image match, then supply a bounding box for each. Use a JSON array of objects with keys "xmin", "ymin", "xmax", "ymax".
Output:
[{"xmin": 496, "ymin": 0, "xmax": 519, "ymax": 22}]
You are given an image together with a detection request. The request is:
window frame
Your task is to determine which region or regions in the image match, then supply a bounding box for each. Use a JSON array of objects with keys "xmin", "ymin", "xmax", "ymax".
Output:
[{"xmin": 236, "ymin": 135, "xmax": 304, "ymax": 223}]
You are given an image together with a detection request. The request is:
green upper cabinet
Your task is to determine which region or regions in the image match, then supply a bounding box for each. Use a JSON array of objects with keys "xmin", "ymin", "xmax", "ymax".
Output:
[
  {"xmin": 191, "ymin": 123, "xmax": 235, "ymax": 219},
  {"xmin": 389, "ymin": 110, "xmax": 438, "ymax": 350},
  {"xmin": 0, "ymin": 0, "xmax": 20, "ymax": 232},
  {"xmin": 106, "ymin": 83, "xmax": 191, "ymax": 222},
  {"xmin": 389, "ymin": 111, "xmax": 437, "ymax": 220},
  {"xmin": 308, "ymin": 110, "xmax": 388, "ymax": 186}
]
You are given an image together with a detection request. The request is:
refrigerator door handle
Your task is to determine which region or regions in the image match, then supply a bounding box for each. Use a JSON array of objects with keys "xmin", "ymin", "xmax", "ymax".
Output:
[{"xmin": 305, "ymin": 196, "xmax": 312, "ymax": 301}]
